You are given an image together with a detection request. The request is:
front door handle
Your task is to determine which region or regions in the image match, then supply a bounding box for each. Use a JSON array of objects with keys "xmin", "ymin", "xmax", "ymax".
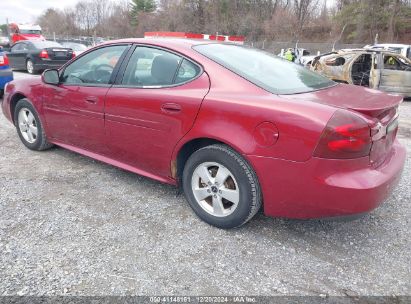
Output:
[
  {"xmin": 161, "ymin": 103, "xmax": 181, "ymax": 114},
  {"xmin": 85, "ymin": 96, "xmax": 98, "ymax": 104}
]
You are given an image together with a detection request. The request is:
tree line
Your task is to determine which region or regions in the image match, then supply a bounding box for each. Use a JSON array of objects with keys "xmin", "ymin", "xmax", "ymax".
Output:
[{"xmin": 33, "ymin": 0, "xmax": 411, "ymax": 43}]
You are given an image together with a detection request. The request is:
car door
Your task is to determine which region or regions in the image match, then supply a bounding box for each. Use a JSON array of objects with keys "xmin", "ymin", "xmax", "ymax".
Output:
[
  {"xmin": 7, "ymin": 43, "xmax": 25, "ymax": 69},
  {"xmin": 378, "ymin": 53, "xmax": 411, "ymax": 96},
  {"xmin": 369, "ymin": 53, "xmax": 381, "ymax": 89},
  {"xmin": 104, "ymin": 45, "xmax": 210, "ymax": 178},
  {"xmin": 42, "ymin": 44, "xmax": 130, "ymax": 154},
  {"xmin": 18, "ymin": 42, "xmax": 30, "ymax": 68}
]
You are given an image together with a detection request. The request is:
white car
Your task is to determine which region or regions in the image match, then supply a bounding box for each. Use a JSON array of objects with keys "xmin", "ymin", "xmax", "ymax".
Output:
[
  {"xmin": 0, "ymin": 36, "xmax": 10, "ymax": 47},
  {"xmin": 365, "ymin": 44, "xmax": 411, "ymax": 60},
  {"xmin": 278, "ymin": 48, "xmax": 312, "ymax": 66}
]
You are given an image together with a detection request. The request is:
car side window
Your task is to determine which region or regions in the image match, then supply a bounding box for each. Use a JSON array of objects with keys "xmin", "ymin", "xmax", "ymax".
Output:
[
  {"xmin": 122, "ymin": 47, "xmax": 183, "ymax": 87},
  {"xmin": 175, "ymin": 59, "xmax": 201, "ymax": 84},
  {"xmin": 11, "ymin": 44, "xmax": 21, "ymax": 52},
  {"xmin": 20, "ymin": 43, "xmax": 28, "ymax": 51},
  {"xmin": 382, "ymin": 54, "xmax": 411, "ymax": 71},
  {"xmin": 27, "ymin": 43, "xmax": 36, "ymax": 50},
  {"xmin": 325, "ymin": 56, "xmax": 346, "ymax": 66},
  {"xmin": 61, "ymin": 45, "xmax": 127, "ymax": 85}
]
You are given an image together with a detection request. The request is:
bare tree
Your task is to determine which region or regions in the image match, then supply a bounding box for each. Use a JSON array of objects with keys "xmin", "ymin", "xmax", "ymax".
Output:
[{"xmin": 36, "ymin": 0, "xmax": 411, "ymax": 43}]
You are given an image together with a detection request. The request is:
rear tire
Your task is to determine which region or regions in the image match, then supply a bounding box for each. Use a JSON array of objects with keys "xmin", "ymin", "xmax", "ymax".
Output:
[
  {"xmin": 26, "ymin": 59, "xmax": 37, "ymax": 74},
  {"xmin": 182, "ymin": 144, "xmax": 262, "ymax": 229},
  {"xmin": 14, "ymin": 98, "xmax": 53, "ymax": 151}
]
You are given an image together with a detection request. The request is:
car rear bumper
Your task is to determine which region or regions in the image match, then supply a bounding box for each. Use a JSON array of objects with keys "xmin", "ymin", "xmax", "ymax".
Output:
[
  {"xmin": 0, "ymin": 67, "xmax": 13, "ymax": 89},
  {"xmin": 249, "ymin": 140, "xmax": 406, "ymax": 219}
]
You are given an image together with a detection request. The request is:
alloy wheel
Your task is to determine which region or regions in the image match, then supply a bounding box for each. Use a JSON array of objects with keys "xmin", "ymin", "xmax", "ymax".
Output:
[
  {"xmin": 26, "ymin": 60, "xmax": 34, "ymax": 74},
  {"xmin": 18, "ymin": 107, "xmax": 38, "ymax": 144},
  {"xmin": 191, "ymin": 162, "xmax": 240, "ymax": 217}
]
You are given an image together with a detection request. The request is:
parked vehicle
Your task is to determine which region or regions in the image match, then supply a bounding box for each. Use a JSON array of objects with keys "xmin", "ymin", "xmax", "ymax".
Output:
[
  {"xmin": 2, "ymin": 39, "xmax": 405, "ymax": 228},
  {"xmin": 6, "ymin": 40, "xmax": 74, "ymax": 74},
  {"xmin": 0, "ymin": 36, "xmax": 10, "ymax": 48},
  {"xmin": 278, "ymin": 48, "xmax": 312, "ymax": 65},
  {"xmin": 365, "ymin": 44, "xmax": 411, "ymax": 60},
  {"xmin": 61, "ymin": 42, "xmax": 88, "ymax": 56},
  {"xmin": 8, "ymin": 23, "xmax": 45, "ymax": 45},
  {"xmin": 0, "ymin": 47, "xmax": 13, "ymax": 98},
  {"xmin": 300, "ymin": 54, "xmax": 316, "ymax": 67},
  {"xmin": 311, "ymin": 49, "xmax": 411, "ymax": 97}
]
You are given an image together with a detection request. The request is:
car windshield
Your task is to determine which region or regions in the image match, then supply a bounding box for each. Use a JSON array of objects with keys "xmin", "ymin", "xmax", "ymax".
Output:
[
  {"xmin": 20, "ymin": 30, "xmax": 42, "ymax": 35},
  {"xmin": 194, "ymin": 44, "xmax": 335, "ymax": 95},
  {"xmin": 62, "ymin": 43, "xmax": 87, "ymax": 51},
  {"xmin": 31, "ymin": 41, "xmax": 62, "ymax": 49}
]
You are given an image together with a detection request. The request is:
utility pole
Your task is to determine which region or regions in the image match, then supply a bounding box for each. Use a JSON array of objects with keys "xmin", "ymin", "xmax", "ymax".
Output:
[{"xmin": 6, "ymin": 18, "xmax": 9, "ymax": 36}]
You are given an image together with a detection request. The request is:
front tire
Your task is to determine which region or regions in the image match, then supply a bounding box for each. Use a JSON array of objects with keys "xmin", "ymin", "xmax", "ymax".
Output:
[
  {"xmin": 182, "ymin": 144, "xmax": 262, "ymax": 229},
  {"xmin": 14, "ymin": 98, "xmax": 53, "ymax": 151}
]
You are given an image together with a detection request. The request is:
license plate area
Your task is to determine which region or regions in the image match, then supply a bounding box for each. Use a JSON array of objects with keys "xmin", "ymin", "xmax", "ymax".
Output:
[
  {"xmin": 370, "ymin": 117, "xmax": 399, "ymax": 167},
  {"xmin": 387, "ymin": 118, "xmax": 399, "ymax": 134}
]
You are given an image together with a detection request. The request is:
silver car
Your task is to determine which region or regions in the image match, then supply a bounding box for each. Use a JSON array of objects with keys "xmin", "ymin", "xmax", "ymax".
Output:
[{"xmin": 311, "ymin": 49, "xmax": 411, "ymax": 97}]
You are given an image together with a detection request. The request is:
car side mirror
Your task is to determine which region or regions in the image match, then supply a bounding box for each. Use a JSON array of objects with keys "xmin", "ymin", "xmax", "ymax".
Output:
[{"xmin": 42, "ymin": 69, "xmax": 59, "ymax": 85}]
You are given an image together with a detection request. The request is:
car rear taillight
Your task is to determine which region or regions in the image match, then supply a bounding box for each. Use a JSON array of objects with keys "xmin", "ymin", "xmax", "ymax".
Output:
[
  {"xmin": 71, "ymin": 52, "xmax": 76, "ymax": 59},
  {"xmin": 314, "ymin": 110, "xmax": 372, "ymax": 159},
  {"xmin": 40, "ymin": 49, "xmax": 49, "ymax": 59},
  {"xmin": 0, "ymin": 53, "xmax": 9, "ymax": 66}
]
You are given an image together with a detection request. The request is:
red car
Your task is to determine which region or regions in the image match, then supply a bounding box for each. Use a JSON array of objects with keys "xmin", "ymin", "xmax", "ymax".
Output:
[{"xmin": 1, "ymin": 39, "xmax": 406, "ymax": 228}]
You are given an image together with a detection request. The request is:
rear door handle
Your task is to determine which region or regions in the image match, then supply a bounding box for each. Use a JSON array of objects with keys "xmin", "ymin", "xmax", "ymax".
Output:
[
  {"xmin": 85, "ymin": 96, "xmax": 98, "ymax": 104},
  {"xmin": 161, "ymin": 103, "xmax": 181, "ymax": 113}
]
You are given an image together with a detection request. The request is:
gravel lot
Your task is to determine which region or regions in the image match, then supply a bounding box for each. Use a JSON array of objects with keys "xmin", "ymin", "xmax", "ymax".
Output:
[{"xmin": 0, "ymin": 71, "xmax": 410, "ymax": 296}]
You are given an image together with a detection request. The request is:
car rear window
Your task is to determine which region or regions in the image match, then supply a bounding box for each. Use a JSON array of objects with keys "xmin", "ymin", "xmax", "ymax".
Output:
[
  {"xmin": 193, "ymin": 44, "xmax": 335, "ymax": 95},
  {"xmin": 31, "ymin": 41, "xmax": 62, "ymax": 49}
]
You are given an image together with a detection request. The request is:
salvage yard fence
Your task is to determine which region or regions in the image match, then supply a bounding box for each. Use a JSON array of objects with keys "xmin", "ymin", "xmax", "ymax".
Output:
[
  {"xmin": 248, "ymin": 41, "xmax": 365, "ymax": 55},
  {"xmin": 44, "ymin": 34, "xmax": 365, "ymax": 55}
]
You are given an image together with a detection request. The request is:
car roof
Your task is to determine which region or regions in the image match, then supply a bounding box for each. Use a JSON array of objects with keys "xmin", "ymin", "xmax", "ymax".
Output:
[
  {"xmin": 338, "ymin": 48, "xmax": 404, "ymax": 56},
  {"xmin": 101, "ymin": 38, "xmax": 222, "ymax": 51},
  {"xmin": 372, "ymin": 43, "xmax": 410, "ymax": 48}
]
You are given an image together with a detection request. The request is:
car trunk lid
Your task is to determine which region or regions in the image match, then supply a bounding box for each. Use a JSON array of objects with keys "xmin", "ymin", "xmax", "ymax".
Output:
[
  {"xmin": 281, "ymin": 83, "xmax": 402, "ymax": 118},
  {"xmin": 281, "ymin": 83, "xmax": 402, "ymax": 165},
  {"xmin": 45, "ymin": 47, "xmax": 73, "ymax": 60}
]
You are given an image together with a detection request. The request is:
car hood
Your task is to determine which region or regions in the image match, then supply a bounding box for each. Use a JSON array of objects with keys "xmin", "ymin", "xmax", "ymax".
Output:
[{"xmin": 280, "ymin": 83, "xmax": 403, "ymax": 118}]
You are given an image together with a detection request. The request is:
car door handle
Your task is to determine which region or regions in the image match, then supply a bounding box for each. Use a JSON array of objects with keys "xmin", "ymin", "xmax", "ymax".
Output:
[
  {"xmin": 85, "ymin": 96, "xmax": 98, "ymax": 104},
  {"xmin": 161, "ymin": 103, "xmax": 181, "ymax": 113}
]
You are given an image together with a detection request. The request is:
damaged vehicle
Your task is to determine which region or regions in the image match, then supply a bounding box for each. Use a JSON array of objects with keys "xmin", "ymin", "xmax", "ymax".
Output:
[
  {"xmin": 2, "ymin": 40, "xmax": 406, "ymax": 229},
  {"xmin": 311, "ymin": 49, "xmax": 411, "ymax": 97}
]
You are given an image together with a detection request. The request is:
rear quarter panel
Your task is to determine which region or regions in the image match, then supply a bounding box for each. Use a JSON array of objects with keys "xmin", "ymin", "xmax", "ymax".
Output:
[{"xmin": 172, "ymin": 59, "xmax": 336, "ymax": 163}]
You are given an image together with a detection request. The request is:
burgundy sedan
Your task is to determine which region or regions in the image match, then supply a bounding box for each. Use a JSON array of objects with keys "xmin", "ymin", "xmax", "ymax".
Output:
[{"xmin": 1, "ymin": 39, "xmax": 406, "ymax": 228}]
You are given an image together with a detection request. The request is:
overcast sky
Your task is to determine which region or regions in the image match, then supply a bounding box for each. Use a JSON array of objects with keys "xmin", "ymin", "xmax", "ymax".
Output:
[{"xmin": 0, "ymin": 0, "xmax": 85, "ymax": 24}]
